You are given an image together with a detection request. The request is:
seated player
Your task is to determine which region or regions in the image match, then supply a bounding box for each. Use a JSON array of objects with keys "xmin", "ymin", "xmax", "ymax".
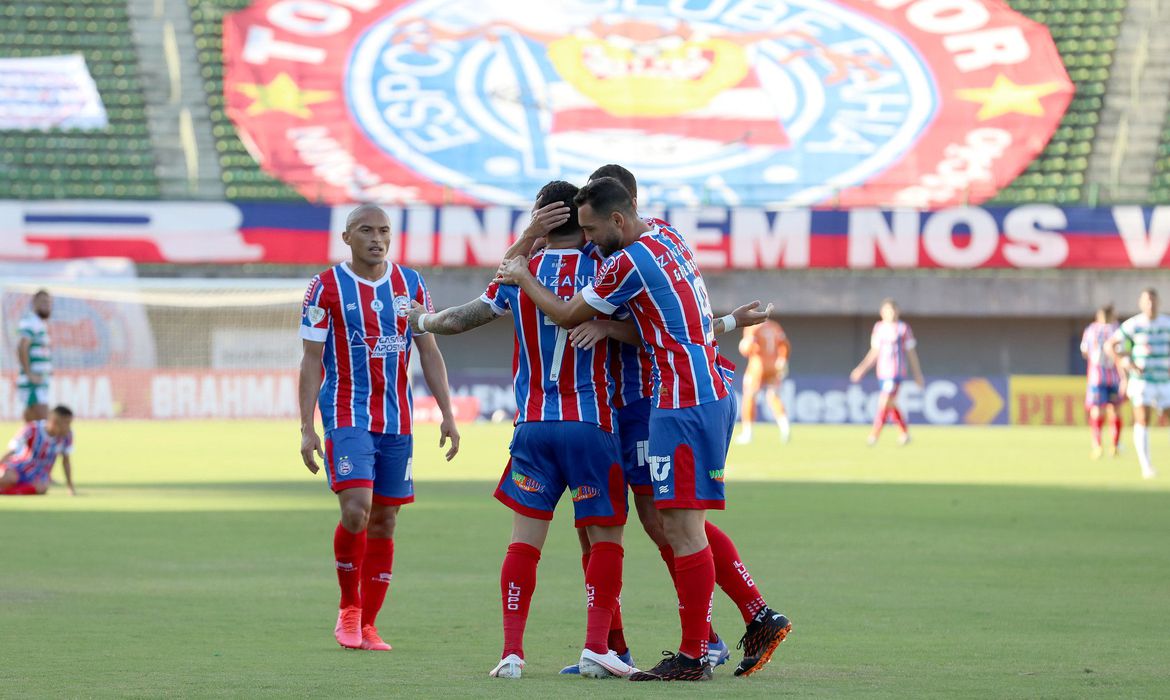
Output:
[
  {"xmin": 409, "ymin": 181, "xmax": 633, "ymax": 680},
  {"xmin": 1081, "ymin": 304, "xmax": 1123, "ymax": 458},
  {"xmin": 737, "ymin": 319, "xmax": 791, "ymax": 445},
  {"xmin": 850, "ymin": 299, "xmax": 924, "ymax": 445},
  {"xmin": 0, "ymin": 405, "xmax": 75, "ymax": 496}
]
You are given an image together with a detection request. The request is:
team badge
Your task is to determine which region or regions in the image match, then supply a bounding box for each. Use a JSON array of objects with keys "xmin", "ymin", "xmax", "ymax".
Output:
[
  {"xmin": 225, "ymin": 0, "xmax": 1071, "ymax": 209},
  {"xmin": 393, "ymin": 295, "xmax": 411, "ymax": 318},
  {"xmin": 337, "ymin": 455, "xmax": 353, "ymax": 477},
  {"xmin": 370, "ymin": 299, "xmax": 384, "ymax": 313},
  {"xmin": 305, "ymin": 305, "xmax": 325, "ymax": 325}
]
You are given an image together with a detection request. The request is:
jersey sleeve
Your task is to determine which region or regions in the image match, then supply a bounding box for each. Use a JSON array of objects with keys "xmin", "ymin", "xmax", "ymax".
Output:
[
  {"xmin": 17, "ymin": 314, "xmax": 37, "ymax": 339},
  {"xmin": 902, "ymin": 323, "xmax": 917, "ymax": 350},
  {"xmin": 1114, "ymin": 321, "xmax": 1133, "ymax": 347},
  {"xmin": 480, "ymin": 282, "xmax": 513, "ymax": 316},
  {"xmin": 1079, "ymin": 327, "xmax": 1091, "ymax": 354},
  {"xmin": 582, "ymin": 251, "xmax": 644, "ymax": 315},
  {"xmin": 7, "ymin": 424, "xmax": 33, "ymax": 453},
  {"xmin": 412, "ymin": 272, "xmax": 436, "ymax": 335},
  {"xmin": 62, "ymin": 432, "xmax": 74, "ymax": 456},
  {"xmin": 299, "ymin": 276, "xmax": 330, "ymax": 343},
  {"xmin": 869, "ymin": 322, "xmax": 881, "ymax": 350}
]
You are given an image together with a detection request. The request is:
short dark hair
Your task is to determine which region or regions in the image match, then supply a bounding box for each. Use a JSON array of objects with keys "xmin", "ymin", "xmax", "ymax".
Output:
[
  {"xmin": 588, "ymin": 164, "xmax": 637, "ymax": 199},
  {"xmin": 52, "ymin": 405, "xmax": 73, "ymax": 419},
  {"xmin": 573, "ymin": 177, "xmax": 635, "ymax": 219},
  {"xmin": 881, "ymin": 298, "xmax": 898, "ymax": 309},
  {"xmin": 1142, "ymin": 287, "xmax": 1159, "ymax": 298},
  {"xmin": 1097, "ymin": 303, "xmax": 1115, "ymax": 316},
  {"xmin": 534, "ymin": 180, "xmax": 579, "ymax": 239},
  {"xmin": 33, "ymin": 289, "xmax": 49, "ymax": 300}
]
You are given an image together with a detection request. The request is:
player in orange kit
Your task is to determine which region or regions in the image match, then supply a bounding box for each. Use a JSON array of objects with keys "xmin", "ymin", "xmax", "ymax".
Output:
[{"xmin": 736, "ymin": 320, "xmax": 791, "ymax": 444}]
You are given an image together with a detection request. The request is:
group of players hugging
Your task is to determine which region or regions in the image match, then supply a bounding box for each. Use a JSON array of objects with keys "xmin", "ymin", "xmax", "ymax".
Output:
[{"xmin": 297, "ymin": 164, "xmax": 791, "ymax": 681}]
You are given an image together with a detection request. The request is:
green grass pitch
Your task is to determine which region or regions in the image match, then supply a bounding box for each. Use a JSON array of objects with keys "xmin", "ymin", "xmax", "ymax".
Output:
[{"xmin": 2, "ymin": 420, "xmax": 1169, "ymax": 698}]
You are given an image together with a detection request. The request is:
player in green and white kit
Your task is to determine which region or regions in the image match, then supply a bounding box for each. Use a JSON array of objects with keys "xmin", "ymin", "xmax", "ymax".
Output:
[
  {"xmin": 15, "ymin": 290, "xmax": 52, "ymax": 422},
  {"xmin": 1110, "ymin": 288, "xmax": 1170, "ymax": 479}
]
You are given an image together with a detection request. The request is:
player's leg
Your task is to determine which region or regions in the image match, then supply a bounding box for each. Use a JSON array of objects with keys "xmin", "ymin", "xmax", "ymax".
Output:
[
  {"xmin": 358, "ymin": 435, "xmax": 415, "ymax": 650},
  {"xmin": 764, "ymin": 384, "xmax": 790, "ymax": 443},
  {"xmin": 1108, "ymin": 393, "xmax": 1123, "ymax": 456},
  {"xmin": 884, "ymin": 382, "xmax": 910, "ymax": 443},
  {"xmin": 323, "ymin": 428, "xmax": 378, "ymax": 648},
  {"xmin": 868, "ymin": 383, "xmax": 892, "ymax": 444},
  {"xmin": 1128, "ymin": 382, "xmax": 1157, "ymax": 478},
  {"xmin": 737, "ymin": 373, "xmax": 760, "ymax": 444}
]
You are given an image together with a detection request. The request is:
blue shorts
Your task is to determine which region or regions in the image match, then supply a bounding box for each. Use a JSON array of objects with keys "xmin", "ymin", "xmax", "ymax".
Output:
[
  {"xmin": 324, "ymin": 428, "xmax": 414, "ymax": 505},
  {"xmin": 648, "ymin": 395, "xmax": 735, "ymax": 511},
  {"xmin": 494, "ymin": 421, "xmax": 627, "ymax": 527},
  {"xmin": 880, "ymin": 378, "xmax": 902, "ymax": 395},
  {"xmin": 1086, "ymin": 383, "xmax": 1121, "ymax": 408},
  {"xmin": 617, "ymin": 398, "xmax": 653, "ymax": 496}
]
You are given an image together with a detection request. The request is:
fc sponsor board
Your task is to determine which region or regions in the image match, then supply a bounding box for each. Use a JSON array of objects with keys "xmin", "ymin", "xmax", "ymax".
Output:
[{"xmin": 3, "ymin": 201, "xmax": 1170, "ymax": 269}]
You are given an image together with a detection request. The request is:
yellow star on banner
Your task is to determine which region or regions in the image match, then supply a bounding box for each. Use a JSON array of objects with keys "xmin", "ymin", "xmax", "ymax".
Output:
[
  {"xmin": 955, "ymin": 74, "xmax": 1065, "ymax": 121},
  {"xmin": 235, "ymin": 73, "xmax": 333, "ymax": 118}
]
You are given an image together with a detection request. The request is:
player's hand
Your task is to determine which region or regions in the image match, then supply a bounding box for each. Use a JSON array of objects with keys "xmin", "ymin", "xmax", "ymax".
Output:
[
  {"xmin": 407, "ymin": 300, "xmax": 427, "ymax": 334},
  {"xmin": 29, "ymin": 373, "xmax": 43, "ymax": 385},
  {"xmin": 732, "ymin": 301, "xmax": 773, "ymax": 329},
  {"xmin": 569, "ymin": 321, "xmax": 609, "ymax": 350},
  {"xmin": 915, "ymin": 374, "xmax": 925, "ymax": 388},
  {"xmin": 300, "ymin": 428, "xmax": 324, "ymax": 474},
  {"xmin": 439, "ymin": 415, "xmax": 460, "ymax": 461},
  {"xmin": 493, "ymin": 256, "xmax": 528, "ymax": 285},
  {"xmin": 849, "ymin": 369, "xmax": 863, "ymax": 383},
  {"xmin": 524, "ymin": 201, "xmax": 571, "ymax": 240}
]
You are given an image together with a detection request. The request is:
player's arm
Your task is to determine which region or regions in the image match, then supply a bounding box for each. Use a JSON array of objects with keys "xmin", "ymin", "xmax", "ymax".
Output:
[
  {"xmin": 715, "ymin": 301, "xmax": 773, "ymax": 336},
  {"xmin": 1108, "ymin": 329, "xmax": 1139, "ymax": 375},
  {"xmin": 850, "ymin": 347, "xmax": 878, "ymax": 382},
  {"xmin": 298, "ymin": 340, "xmax": 325, "ymax": 474},
  {"xmin": 495, "ymin": 256, "xmax": 597, "ymax": 327},
  {"xmin": 502, "ymin": 201, "xmax": 571, "ymax": 260},
  {"xmin": 568, "ymin": 319, "xmax": 640, "ymax": 350},
  {"xmin": 16, "ymin": 335, "xmax": 38, "ymax": 383},
  {"xmin": 61, "ymin": 454, "xmax": 75, "ymax": 496},
  {"xmin": 907, "ymin": 347, "xmax": 925, "ymax": 387},
  {"xmin": 410, "ymin": 299, "xmax": 498, "ymax": 335},
  {"xmin": 414, "ymin": 333, "xmax": 461, "ymax": 461}
]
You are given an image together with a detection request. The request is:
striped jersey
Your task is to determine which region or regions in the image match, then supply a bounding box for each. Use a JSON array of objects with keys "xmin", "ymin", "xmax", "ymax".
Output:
[
  {"xmin": 299, "ymin": 262, "xmax": 433, "ymax": 434},
  {"xmin": 5, "ymin": 420, "xmax": 71, "ymax": 484},
  {"xmin": 17, "ymin": 311, "xmax": 51, "ymax": 386},
  {"xmin": 482, "ymin": 247, "xmax": 613, "ymax": 431},
  {"xmin": 871, "ymin": 321, "xmax": 916, "ymax": 381},
  {"xmin": 1080, "ymin": 321, "xmax": 1121, "ymax": 387},
  {"xmin": 1114, "ymin": 313, "xmax": 1170, "ymax": 384},
  {"xmin": 583, "ymin": 222, "xmax": 730, "ymax": 409}
]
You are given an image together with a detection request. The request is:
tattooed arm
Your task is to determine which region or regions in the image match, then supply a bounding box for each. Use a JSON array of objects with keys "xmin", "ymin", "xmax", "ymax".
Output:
[{"xmin": 409, "ymin": 299, "xmax": 500, "ymax": 335}]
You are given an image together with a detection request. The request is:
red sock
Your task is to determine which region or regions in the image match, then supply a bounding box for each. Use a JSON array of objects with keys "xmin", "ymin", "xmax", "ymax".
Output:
[
  {"xmin": 360, "ymin": 537, "xmax": 394, "ymax": 627},
  {"xmin": 658, "ymin": 544, "xmax": 678, "ymax": 583},
  {"xmin": 0, "ymin": 483, "xmax": 39, "ymax": 495},
  {"xmin": 501, "ymin": 542, "xmax": 540, "ymax": 659},
  {"xmin": 608, "ymin": 605, "xmax": 628, "ymax": 656},
  {"xmin": 1113, "ymin": 414, "xmax": 1123, "ymax": 447},
  {"xmin": 871, "ymin": 405, "xmax": 888, "ymax": 436},
  {"xmin": 584, "ymin": 542, "xmax": 624, "ymax": 654},
  {"xmin": 889, "ymin": 406, "xmax": 907, "ymax": 433},
  {"xmin": 334, "ymin": 523, "xmax": 366, "ymax": 609},
  {"xmin": 673, "ymin": 547, "xmax": 715, "ymax": 659},
  {"xmin": 1089, "ymin": 414, "xmax": 1104, "ymax": 447},
  {"xmin": 706, "ymin": 522, "xmax": 767, "ymax": 623},
  {"xmin": 581, "ymin": 552, "xmax": 590, "ymax": 575}
]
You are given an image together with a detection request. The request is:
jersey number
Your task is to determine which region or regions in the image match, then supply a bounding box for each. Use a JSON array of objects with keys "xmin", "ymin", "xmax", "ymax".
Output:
[{"xmin": 544, "ymin": 297, "xmax": 572, "ymax": 382}]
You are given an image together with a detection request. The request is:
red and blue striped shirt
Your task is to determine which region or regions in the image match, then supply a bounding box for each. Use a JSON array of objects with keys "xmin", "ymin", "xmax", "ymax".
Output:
[
  {"xmin": 482, "ymin": 247, "xmax": 614, "ymax": 431},
  {"xmin": 871, "ymin": 321, "xmax": 916, "ymax": 381},
  {"xmin": 5, "ymin": 420, "xmax": 72, "ymax": 484},
  {"xmin": 300, "ymin": 262, "xmax": 433, "ymax": 434},
  {"xmin": 1081, "ymin": 321, "xmax": 1121, "ymax": 387},
  {"xmin": 583, "ymin": 222, "xmax": 730, "ymax": 409}
]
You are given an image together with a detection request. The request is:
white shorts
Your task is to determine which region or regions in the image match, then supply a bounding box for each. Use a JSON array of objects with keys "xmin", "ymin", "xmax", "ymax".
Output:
[
  {"xmin": 1127, "ymin": 379, "xmax": 1170, "ymax": 410},
  {"xmin": 16, "ymin": 382, "xmax": 51, "ymax": 408}
]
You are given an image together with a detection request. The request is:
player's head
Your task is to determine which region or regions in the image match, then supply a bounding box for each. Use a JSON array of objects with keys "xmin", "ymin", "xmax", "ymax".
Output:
[
  {"xmin": 47, "ymin": 405, "xmax": 72, "ymax": 435},
  {"xmin": 588, "ymin": 164, "xmax": 637, "ymax": 205},
  {"xmin": 342, "ymin": 204, "xmax": 391, "ymax": 267},
  {"xmin": 1096, "ymin": 303, "xmax": 1115, "ymax": 323},
  {"xmin": 574, "ymin": 176, "xmax": 637, "ymax": 256},
  {"xmin": 880, "ymin": 298, "xmax": 899, "ymax": 322},
  {"xmin": 1140, "ymin": 288, "xmax": 1158, "ymax": 317},
  {"xmin": 534, "ymin": 180, "xmax": 581, "ymax": 245},
  {"xmin": 31, "ymin": 289, "xmax": 51, "ymax": 320}
]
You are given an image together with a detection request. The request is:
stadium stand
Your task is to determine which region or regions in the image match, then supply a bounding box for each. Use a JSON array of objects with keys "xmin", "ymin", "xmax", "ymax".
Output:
[
  {"xmin": 1152, "ymin": 115, "xmax": 1170, "ymax": 202},
  {"xmin": 0, "ymin": 0, "xmax": 161, "ymax": 199}
]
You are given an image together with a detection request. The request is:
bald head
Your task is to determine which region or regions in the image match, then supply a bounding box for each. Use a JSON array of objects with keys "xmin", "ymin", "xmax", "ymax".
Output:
[
  {"xmin": 342, "ymin": 204, "xmax": 392, "ymax": 272},
  {"xmin": 346, "ymin": 203, "xmax": 387, "ymax": 232}
]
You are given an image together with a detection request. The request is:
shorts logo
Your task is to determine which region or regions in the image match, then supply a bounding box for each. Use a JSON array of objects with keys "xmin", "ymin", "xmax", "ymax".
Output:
[
  {"xmin": 305, "ymin": 305, "xmax": 325, "ymax": 325},
  {"xmin": 708, "ymin": 468, "xmax": 725, "ymax": 482},
  {"xmin": 571, "ymin": 485, "xmax": 600, "ymax": 502},
  {"xmin": 512, "ymin": 471, "xmax": 545, "ymax": 494},
  {"xmin": 226, "ymin": 0, "xmax": 1072, "ymax": 209},
  {"xmin": 336, "ymin": 455, "xmax": 353, "ymax": 477},
  {"xmin": 648, "ymin": 454, "xmax": 671, "ymax": 483},
  {"xmin": 370, "ymin": 299, "xmax": 384, "ymax": 313},
  {"xmin": 393, "ymin": 295, "xmax": 412, "ymax": 318},
  {"xmin": 351, "ymin": 331, "xmax": 408, "ymax": 358}
]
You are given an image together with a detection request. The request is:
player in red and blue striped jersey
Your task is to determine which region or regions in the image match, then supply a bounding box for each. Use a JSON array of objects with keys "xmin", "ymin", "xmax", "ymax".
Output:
[
  {"xmin": 0, "ymin": 405, "xmax": 75, "ymax": 496},
  {"xmin": 850, "ymin": 299, "xmax": 925, "ymax": 446},
  {"xmin": 496, "ymin": 177, "xmax": 791, "ymax": 681},
  {"xmin": 298, "ymin": 204, "xmax": 461, "ymax": 653},
  {"xmin": 408, "ymin": 181, "xmax": 632, "ymax": 680},
  {"xmin": 1082, "ymin": 304, "xmax": 1123, "ymax": 458}
]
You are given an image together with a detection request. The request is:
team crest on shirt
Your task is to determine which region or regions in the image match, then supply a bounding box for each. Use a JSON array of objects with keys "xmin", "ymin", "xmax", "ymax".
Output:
[
  {"xmin": 393, "ymin": 295, "xmax": 412, "ymax": 318},
  {"xmin": 350, "ymin": 331, "xmax": 409, "ymax": 358},
  {"xmin": 370, "ymin": 299, "xmax": 384, "ymax": 313},
  {"xmin": 225, "ymin": 0, "xmax": 1071, "ymax": 208},
  {"xmin": 305, "ymin": 305, "xmax": 325, "ymax": 325},
  {"xmin": 337, "ymin": 455, "xmax": 353, "ymax": 476}
]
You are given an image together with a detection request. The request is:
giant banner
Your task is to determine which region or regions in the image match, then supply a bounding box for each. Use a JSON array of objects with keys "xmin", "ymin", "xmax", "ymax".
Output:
[
  {"xmin": 222, "ymin": 0, "xmax": 1072, "ymax": 208},
  {"xmin": 0, "ymin": 55, "xmax": 108, "ymax": 131},
  {"xmin": 3, "ymin": 201, "xmax": 1170, "ymax": 268}
]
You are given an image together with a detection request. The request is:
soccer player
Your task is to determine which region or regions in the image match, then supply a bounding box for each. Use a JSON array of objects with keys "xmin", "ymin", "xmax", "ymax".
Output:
[
  {"xmin": 0, "ymin": 405, "xmax": 75, "ymax": 496},
  {"xmin": 1110, "ymin": 288, "xmax": 1170, "ymax": 479},
  {"xmin": 1081, "ymin": 304, "xmax": 1123, "ymax": 459},
  {"xmin": 737, "ymin": 319, "xmax": 792, "ymax": 445},
  {"xmin": 15, "ymin": 290, "xmax": 53, "ymax": 422},
  {"xmin": 298, "ymin": 204, "xmax": 461, "ymax": 652},
  {"xmin": 409, "ymin": 181, "xmax": 633, "ymax": 679},
  {"xmin": 849, "ymin": 299, "xmax": 924, "ymax": 445},
  {"xmin": 496, "ymin": 177, "xmax": 791, "ymax": 682}
]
